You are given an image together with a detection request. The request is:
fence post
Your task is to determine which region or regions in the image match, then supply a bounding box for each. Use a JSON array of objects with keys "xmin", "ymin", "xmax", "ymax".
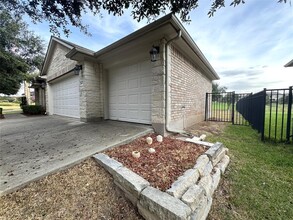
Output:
[
  {"xmin": 286, "ymin": 86, "xmax": 292, "ymax": 143},
  {"xmin": 231, "ymin": 92, "xmax": 235, "ymax": 124},
  {"xmin": 261, "ymin": 88, "xmax": 267, "ymax": 141},
  {"xmin": 205, "ymin": 93, "xmax": 208, "ymax": 121}
]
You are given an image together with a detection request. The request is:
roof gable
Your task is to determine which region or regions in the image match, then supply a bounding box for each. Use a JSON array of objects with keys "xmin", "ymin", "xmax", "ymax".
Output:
[
  {"xmin": 40, "ymin": 36, "xmax": 74, "ymax": 75},
  {"xmin": 40, "ymin": 36, "xmax": 94, "ymax": 75}
]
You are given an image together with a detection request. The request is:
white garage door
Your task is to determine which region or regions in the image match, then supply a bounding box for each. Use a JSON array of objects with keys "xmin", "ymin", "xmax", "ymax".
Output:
[
  {"xmin": 109, "ymin": 61, "xmax": 152, "ymax": 124},
  {"xmin": 51, "ymin": 75, "xmax": 80, "ymax": 118}
]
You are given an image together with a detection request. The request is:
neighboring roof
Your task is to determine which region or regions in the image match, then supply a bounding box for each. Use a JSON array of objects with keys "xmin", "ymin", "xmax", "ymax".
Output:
[
  {"xmin": 284, "ymin": 59, "xmax": 293, "ymax": 67},
  {"xmin": 41, "ymin": 14, "xmax": 219, "ymax": 80}
]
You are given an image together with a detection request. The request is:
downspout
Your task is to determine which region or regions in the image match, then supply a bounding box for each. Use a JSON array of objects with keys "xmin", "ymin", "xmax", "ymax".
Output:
[{"xmin": 165, "ymin": 30, "xmax": 183, "ymax": 134}]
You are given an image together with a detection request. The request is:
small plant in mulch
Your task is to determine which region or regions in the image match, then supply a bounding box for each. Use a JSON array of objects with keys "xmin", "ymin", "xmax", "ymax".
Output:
[{"xmin": 104, "ymin": 133, "xmax": 207, "ymax": 191}]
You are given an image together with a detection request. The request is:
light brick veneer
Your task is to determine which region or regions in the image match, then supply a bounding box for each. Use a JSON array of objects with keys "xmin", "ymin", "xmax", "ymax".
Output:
[
  {"xmin": 80, "ymin": 61, "xmax": 104, "ymax": 121},
  {"xmin": 46, "ymin": 44, "xmax": 77, "ymax": 82},
  {"xmin": 151, "ymin": 40, "xmax": 166, "ymax": 135},
  {"xmin": 170, "ymin": 45, "xmax": 212, "ymax": 130}
]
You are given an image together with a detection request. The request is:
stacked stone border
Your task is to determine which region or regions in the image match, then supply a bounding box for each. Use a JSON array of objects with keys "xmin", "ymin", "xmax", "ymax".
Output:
[{"xmin": 93, "ymin": 141, "xmax": 230, "ymax": 220}]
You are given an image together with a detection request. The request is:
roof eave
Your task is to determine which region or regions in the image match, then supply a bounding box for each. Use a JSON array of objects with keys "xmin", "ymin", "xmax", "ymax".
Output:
[
  {"xmin": 66, "ymin": 48, "xmax": 95, "ymax": 60},
  {"xmin": 284, "ymin": 59, "xmax": 293, "ymax": 67},
  {"xmin": 169, "ymin": 15, "xmax": 219, "ymax": 80}
]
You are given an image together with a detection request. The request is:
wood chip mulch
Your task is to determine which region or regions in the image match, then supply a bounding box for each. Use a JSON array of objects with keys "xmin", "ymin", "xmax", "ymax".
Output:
[
  {"xmin": 105, "ymin": 133, "xmax": 207, "ymax": 191},
  {"xmin": 0, "ymin": 159, "xmax": 143, "ymax": 220}
]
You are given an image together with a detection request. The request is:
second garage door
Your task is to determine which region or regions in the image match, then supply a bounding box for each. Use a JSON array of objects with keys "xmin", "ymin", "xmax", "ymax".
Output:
[
  {"xmin": 50, "ymin": 75, "xmax": 80, "ymax": 118},
  {"xmin": 109, "ymin": 61, "xmax": 152, "ymax": 124}
]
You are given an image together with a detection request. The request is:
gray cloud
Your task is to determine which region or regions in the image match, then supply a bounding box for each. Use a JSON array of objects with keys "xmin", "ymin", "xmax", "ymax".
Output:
[{"xmin": 219, "ymin": 69, "xmax": 263, "ymax": 77}]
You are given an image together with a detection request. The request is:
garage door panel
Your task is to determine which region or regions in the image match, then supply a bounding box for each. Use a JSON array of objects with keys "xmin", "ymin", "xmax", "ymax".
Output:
[
  {"xmin": 140, "ymin": 76, "xmax": 151, "ymax": 87},
  {"xmin": 128, "ymin": 78, "xmax": 139, "ymax": 89},
  {"xmin": 51, "ymin": 75, "xmax": 80, "ymax": 118},
  {"xmin": 109, "ymin": 61, "xmax": 151, "ymax": 124}
]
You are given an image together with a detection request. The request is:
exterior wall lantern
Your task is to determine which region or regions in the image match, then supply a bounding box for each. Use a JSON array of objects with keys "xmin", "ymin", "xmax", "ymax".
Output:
[
  {"xmin": 74, "ymin": 64, "xmax": 82, "ymax": 75},
  {"xmin": 41, "ymin": 82, "xmax": 46, "ymax": 89},
  {"xmin": 149, "ymin": 46, "xmax": 160, "ymax": 62}
]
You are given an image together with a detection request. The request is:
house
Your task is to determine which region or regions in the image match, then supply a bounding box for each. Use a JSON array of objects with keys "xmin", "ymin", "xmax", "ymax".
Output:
[
  {"xmin": 284, "ymin": 59, "xmax": 293, "ymax": 67},
  {"xmin": 38, "ymin": 14, "xmax": 219, "ymax": 135},
  {"xmin": 30, "ymin": 76, "xmax": 46, "ymax": 107}
]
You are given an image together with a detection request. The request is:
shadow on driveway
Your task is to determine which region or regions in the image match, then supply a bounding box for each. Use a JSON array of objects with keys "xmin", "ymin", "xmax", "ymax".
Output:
[{"xmin": 0, "ymin": 115, "xmax": 152, "ymax": 196}]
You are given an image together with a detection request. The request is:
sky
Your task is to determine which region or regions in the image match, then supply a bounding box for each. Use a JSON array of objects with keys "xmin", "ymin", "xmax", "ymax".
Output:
[{"xmin": 23, "ymin": 0, "xmax": 293, "ymax": 93}]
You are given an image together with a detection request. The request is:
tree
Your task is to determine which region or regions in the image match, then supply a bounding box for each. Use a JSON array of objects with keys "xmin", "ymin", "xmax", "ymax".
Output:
[
  {"xmin": 0, "ymin": 9, "xmax": 45, "ymax": 95},
  {"xmin": 1, "ymin": 0, "xmax": 289, "ymax": 36},
  {"xmin": 212, "ymin": 82, "xmax": 227, "ymax": 93}
]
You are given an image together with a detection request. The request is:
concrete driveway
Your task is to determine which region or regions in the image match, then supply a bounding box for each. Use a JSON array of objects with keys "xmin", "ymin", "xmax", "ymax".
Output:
[{"xmin": 0, "ymin": 114, "xmax": 152, "ymax": 196}]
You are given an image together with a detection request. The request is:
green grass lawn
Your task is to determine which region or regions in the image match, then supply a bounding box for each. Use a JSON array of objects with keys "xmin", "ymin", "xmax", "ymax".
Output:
[
  {"xmin": 208, "ymin": 102, "xmax": 292, "ymax": 142},
  {"xmin": 207, "ymin": 125, "xmax": 293, "ymax": 220},
  {"xmin": 0, "ymin": 102, "xmax": 22, "ymax": 114},
  {"xmin": 264, "ymin": 104, "xmax": 291, "ymax": 142}
]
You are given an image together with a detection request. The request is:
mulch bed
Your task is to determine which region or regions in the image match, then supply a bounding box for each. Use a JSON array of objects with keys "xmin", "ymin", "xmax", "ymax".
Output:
[
  {"xmin": 0, "ymin": 159, "xmax": 143, "ymax": 220},
  {"xmin": 105, "ymin": 133, "xmax": 207, "ymax": 191}
]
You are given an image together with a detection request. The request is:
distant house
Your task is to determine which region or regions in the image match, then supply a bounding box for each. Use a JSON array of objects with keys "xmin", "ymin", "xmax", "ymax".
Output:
[
  {"xmin": 37, "ymin": 14, "xmax": 219, "ymax": 135},
  {"xmin": 284, "ymin": 59, "xmax": 293, "ymax": 67},
  {"xmin": 30, "ymin": 76, "xmax": 47, "ymax": 108}
]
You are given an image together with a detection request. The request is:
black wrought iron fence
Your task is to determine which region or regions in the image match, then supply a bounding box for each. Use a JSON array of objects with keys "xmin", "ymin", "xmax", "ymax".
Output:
[
  {"xmin": 205, "ymin": 86, "xmax": 293, "ymax": 143},
  {"xmin": 236, "ymin": 90, "xmax": 266, "ymax": 138},
  {"xmin": 205, "ymin": 92, "xmax": 251, "ymax": 125}
]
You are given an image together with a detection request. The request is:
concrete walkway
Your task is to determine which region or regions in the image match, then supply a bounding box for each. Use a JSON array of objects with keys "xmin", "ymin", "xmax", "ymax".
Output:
[{"xmin": 0, "ymin": 114, "xmax": 152, "ymax": 196}]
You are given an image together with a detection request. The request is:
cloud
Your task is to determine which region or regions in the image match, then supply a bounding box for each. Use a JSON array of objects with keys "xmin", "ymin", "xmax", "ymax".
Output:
[
  {"xmin": 220, "ymin": 69, "xmax": 262, "ymax": 77},
  {"xmin": 217, "ymin": 66, "xmax": 293, "ymax": 93}
]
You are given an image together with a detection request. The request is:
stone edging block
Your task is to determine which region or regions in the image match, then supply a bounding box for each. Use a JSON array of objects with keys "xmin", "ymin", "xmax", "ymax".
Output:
[
  {"xmin": 193, "ymin": 155, "xmax": 209, "ymax": 176},
  {"xmin": 166, "ymin": 169, "xmax": 200, "ymax": 199},
  {"xmin": 204, "ymin": 142, "xmax": 224, "ymax": 162},
  {"xmin": 181, "ymin": 184, "xmax": 206, "ymax": 211},
  {"xmin": 93, "ymin": 153, "xmax": 122, "ymax": 175},
  {"xmin": 93, "ymin": 141, "xmax": 230, "ymax": 220},
  {"xmin": 139, "ymin": 186, "xmax": 192, "ymax": 220},
  {"xmin": 113, "ymin": 166, "xmax": 150, "ymax": 198}
]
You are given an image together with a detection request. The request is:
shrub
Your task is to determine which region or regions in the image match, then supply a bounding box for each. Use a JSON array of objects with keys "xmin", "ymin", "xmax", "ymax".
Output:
[{"xmin": 22, "ymin": 105, "xmax": 45, "ymax": 115}]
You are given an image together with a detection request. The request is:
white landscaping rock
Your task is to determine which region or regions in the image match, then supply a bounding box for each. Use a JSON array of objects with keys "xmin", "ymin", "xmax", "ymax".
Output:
[
  {"xmin": 193, "ymin": 155, "xmax": 209, "ymax": 176},
  {"xmin": 181, "ymin": 184, "xmax": 206, "ymax": 211},
  {"xmin": 185, "ymin": 138, "xmax": 214, "ymax": 147},
  {"xmin": 199, "ymin": 134, "xmax": 206, "ymax": 141},
  {"xmin": 114, "ymin": 167, "xmax": 150, "ymax": 197},
  {"xmin": 166, "ymin": 169, "xmax": 200, "ymax": 198},
  {"xmin": 93, "ymin": 153, "xmax": 123, "ymax": 176},
  {"xmin": 139, "ymin": 186, "xmax": 192, "ymax": 220}
]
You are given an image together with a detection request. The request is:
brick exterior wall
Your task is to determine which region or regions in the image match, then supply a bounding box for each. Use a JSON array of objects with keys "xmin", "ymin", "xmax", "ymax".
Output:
[
  {"xmin": 46, "ymin": 44, "xmax": 77, "ymax": 82},
  {"xmin": 169, "ymin": 45, "xmax": 212, "ymax": 130},
  {"xmin": 79, "ymin": 61, "xmax": 104, "ymax": 121}
]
